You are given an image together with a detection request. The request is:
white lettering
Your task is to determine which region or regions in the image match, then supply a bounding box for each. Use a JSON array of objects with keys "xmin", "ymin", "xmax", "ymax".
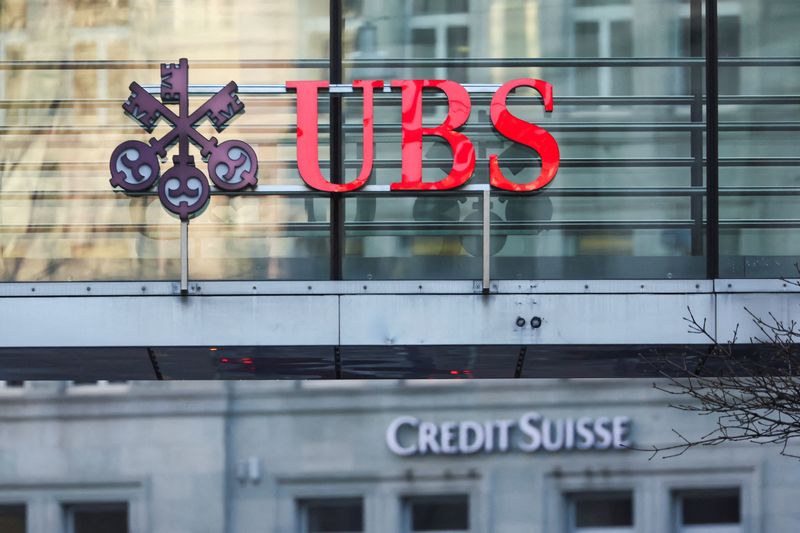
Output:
[
  {"xmin": 419, "ymin": 421, "xmax": 441, "ymax": 454},
  {"xmin": 386, "ymin": 416, "xmax": 419, "ymax": 456},
  {"xmin": 496, "ymin": 419, "xmax": 515, "ymax": 452},
  {"xmin": 458, "ymin": 421, "xmax": 485, "ymax": 454},
  {"xmin": 575, "ymin": 417, "xmax": 595, "ymax": 450},
  {"xmin": 564, "ymin": 418, "xmax": 575, "ymax": 450},
  {"xmin": 518, "ymin": 412, "xmax": 542, "ymax": 452},
  {"xmin": 440, "ymin": 421, "xmax": 457, "ymax": 454},
  {"xmin": 542, "ymin": 418, "xmax": 565, "ymax": 451},
  {"xmin": 594, "ymin": 417, "xmax": 613, "ymax": 449},
  {"xmin": 386, "ymin": 413, "xmax": 632, "ymax": 456},
  {"xmin": 484, "ymin": 421, "xmax": 495, "ymax": 452},
  {"xmin": 612, "ymin": 416, "xmax": 631, "ymax": 449}
]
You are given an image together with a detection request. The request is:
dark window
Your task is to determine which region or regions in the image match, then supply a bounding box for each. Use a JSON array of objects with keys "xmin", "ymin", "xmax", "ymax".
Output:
[
  {"xmin": 409, "ymin": 495, "xmax": 469, "ymax": 531},
  {"xmin": 304, "ymin": 499, "xmax": 363, "ymax": 532},
  {"xmin": 681, "ymin": 491, "xmax": 740, "ymax": 525},
  {"xmin": 413, "ymin": 0, "xmax": 468, "ymax": 15},
  {"xmin": 411, "ymin": 28, "xmax": 437, "ymax": 79},
  {"xmin": 573, "ymin": 493, "xmax": 633, "ymax": 528},
  {"xmin": 0, "ymin": 505, "xmax": 26, "ymax": 533},
  {"xmin": 574, "ymin": 21, "xmax": 600, "ymax": 94},
  {"xmin": 718, "ymin": 15, "xmax": 741, "ymax": 95},
  {"xmin": 68, "ymin": 503, "xmax": 129, "ymax": 533},
  {"xmin": 446, "ymin": 26, "xmax": 469, "ymax": 82},
  {"xmin": 610, "ymin": 19, "xmax": 633, "ymax": 94}
]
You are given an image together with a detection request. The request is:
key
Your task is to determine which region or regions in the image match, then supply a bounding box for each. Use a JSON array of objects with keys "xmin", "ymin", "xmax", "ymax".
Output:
[
  {"xmin": 122, "ymin": 82, "xmax": 169, "ymax": 133},
  {"xmin": 191, "ymin": 82, "xmax": 244, "ymax": 131}
]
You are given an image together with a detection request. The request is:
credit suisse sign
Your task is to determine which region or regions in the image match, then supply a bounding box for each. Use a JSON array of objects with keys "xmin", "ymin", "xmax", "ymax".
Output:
[
  {"xmin": 110, "ymin": 59, "xmax": 560, "ymax": 220},
  {"xmin": 386, "ymin": 413, "xmax": 632, "ymax": 456}
]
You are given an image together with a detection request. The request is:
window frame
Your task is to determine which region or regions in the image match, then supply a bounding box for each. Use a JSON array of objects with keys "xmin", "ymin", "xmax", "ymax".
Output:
[
  {"xmin": 63, "ymin": 501, "xmax": 130, "ymax": 533},
  {"xmin": 297, "ymin": 497, "xmax": 365, "ymax": 533},
  {"xmin": 403, "ymin": 493, "xmax": 471, "ymax": 533},
  {"xmin": 672, "ymin": 488, "xmax": 742, "ymax": 533},
  {"xmin": 566, "ymin": 490, "xmax": 635, "ymax": 533},
  {"xmin": 571, "ymin": 2, "xmax": 634, "ymax": 97},
  {"xmin": 0, "ymin": 502, "xmax": 27, "ymax": 533}
]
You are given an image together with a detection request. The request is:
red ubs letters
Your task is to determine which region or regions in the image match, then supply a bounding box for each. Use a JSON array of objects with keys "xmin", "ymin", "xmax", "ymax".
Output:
[{"xmin": 286, "ymin": 78, "xmax": 560, "ymax": 193}]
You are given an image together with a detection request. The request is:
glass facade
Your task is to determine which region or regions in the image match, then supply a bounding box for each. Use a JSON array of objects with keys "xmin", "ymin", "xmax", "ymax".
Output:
[{"xmin": 1, "ymin": 0, "xmax": 798, "ymax": 282}]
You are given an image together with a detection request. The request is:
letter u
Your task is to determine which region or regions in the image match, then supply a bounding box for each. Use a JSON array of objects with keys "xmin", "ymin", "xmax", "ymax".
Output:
[{"xmin": 287, "ymin": 80, "xmax": 383, "ymax": 192}]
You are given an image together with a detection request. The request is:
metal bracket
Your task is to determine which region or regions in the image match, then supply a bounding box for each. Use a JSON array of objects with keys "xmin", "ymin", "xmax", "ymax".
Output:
[{"xmin": 482, "ymin": 188, "xmax": 491, "ymax": 294}]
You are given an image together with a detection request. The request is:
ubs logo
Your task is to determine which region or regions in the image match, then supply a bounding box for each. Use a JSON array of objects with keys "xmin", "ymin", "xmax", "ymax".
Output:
[
  {"xmin": 110, "ymin": 58, "xmax": 560, "ymax": 219},
  {"xmin": 109, "ymin": 58, "xmax": 259, "ymax": 220}
]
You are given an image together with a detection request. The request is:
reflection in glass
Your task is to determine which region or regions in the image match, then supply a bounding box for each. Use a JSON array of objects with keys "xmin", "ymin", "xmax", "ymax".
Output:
[
  {"xmin": 718, "ymin": 0, "xmax": 800, "ymax": 277},
  {"xmin": 0, "ymin": 0, "xmax": 329, "ymax": 281},
  {"xmin": 340, "ymin": 0, "xmax": 708, "ymax": 280}
]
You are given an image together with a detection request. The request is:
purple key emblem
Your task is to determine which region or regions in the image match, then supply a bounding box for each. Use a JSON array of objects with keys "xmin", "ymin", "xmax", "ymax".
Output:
[{"xmin": 110, "ymin": 58, "xmax": 259, "ymax": 220}]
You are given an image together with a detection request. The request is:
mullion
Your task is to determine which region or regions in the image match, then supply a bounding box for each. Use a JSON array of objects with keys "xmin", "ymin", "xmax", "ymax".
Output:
[
  {"xmin": 329, "ymin": 0, "xmax": 345, "ymax": 280},
  {"xmin": 705, "ymin": 0, "xmax": 720, "ymax": 279}
]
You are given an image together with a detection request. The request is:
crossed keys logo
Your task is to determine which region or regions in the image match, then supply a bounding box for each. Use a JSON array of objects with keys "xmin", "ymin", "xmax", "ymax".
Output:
[{"xmin": 109, "ymin": 58, "xmax": 258, "ymax": 220}]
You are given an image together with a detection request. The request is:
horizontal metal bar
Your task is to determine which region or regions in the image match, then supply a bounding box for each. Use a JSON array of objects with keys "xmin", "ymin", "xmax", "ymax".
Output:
[
  {"xmin": 5, "ymin": 221, "xmax": 800, "ymax": 240},
  {"xmin": 0, "ymin": 279, "xmax": 724, "ymax": 298},
  {"xmin": 16, "ymin": 186, "xmax": 800, "ymax": 201},
  {"xmin": 11, "ymin": 186, "xmax": 800, "ymax": 201},
  {"xmin": 0, "ymin": 223, "xmax": 331, "ymax": 234},
  {"xmin": 719, "ymin": 95, "xmax": 800, "ymax": 105},
  {"xmin": 0, "ymin": 279, "xmax": 796, "ymax": 298},
  {"xmin": 1, "ymin": 57, "xmax": 795, "ymax": 72},
  {"xmin": 5, "ymin": 94, "xmax": 800, "ymax": 109},
  {"xmin": 718, "ymin": 57, "xmax": 800, "ymax": 67},
  {"xmin": 718, "ymin": 157, "xmax": 800, "ymax": 167},
  {"xmin": 8, "ymin": 121, "xmax": 799, "ymax": 136},
  {"xmin": 719, "ymin": 121, "xmax": 800, "ymax": 132},
  {"xmin": 5, "ymin": 158, "xmax": 800, "ymax": 181},
  {"xmin": 0, "ymin": 122, "xmax": 707, "ymax": 135},
  {"xmin": 343, "ymin": 58, "xmax": 706, "ymax": 67},
  {"xmin": 0, "ymin": 59, "xmax": 329, "ymax": 70},
  {"xmin": 343, "ymin": 158, "xmax": 700, "ymax": 169}
]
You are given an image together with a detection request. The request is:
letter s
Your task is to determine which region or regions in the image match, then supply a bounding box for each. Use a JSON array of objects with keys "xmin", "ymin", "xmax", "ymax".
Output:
[
  {"xmin": 489, "ymin": 78, "xmax": 559, "ymax": 192},
  {"xmin": 594, "ymin": 417, "xmax": 613, "ymax": 450},
  {"xmin": 518, "ymin": 412, "xmax": 543, "ymax": 452}
]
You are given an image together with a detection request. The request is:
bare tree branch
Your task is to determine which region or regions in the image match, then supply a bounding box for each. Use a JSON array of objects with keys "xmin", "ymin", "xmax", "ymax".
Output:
[{"xmin": 639, "ymin": 268, "xmax": 800, "ymax": 459}]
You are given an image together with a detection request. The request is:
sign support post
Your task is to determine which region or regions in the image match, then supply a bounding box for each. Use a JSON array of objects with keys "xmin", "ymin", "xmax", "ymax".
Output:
[
  {"xmin": 180, "ymin": 219, "xmax": 189, "ymax": 294},
  {"xmin": 482, "ymin": 188, "xmax": 491, "ymax": 294}
]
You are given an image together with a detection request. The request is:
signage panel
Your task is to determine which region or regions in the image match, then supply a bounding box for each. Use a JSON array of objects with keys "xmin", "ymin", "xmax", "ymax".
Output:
[
  {"xmin": 110, "ymin": 59, "xmax": 561, "ymax": 221},
  {"xmin": 386, "ymin": 413, "xmax": 632, "ymax": 456}
]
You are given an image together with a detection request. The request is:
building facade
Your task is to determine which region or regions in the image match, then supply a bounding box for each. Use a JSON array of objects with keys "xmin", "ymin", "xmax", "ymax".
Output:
[
  {"xmin": 1, "ymin": 2, "xmax": 799, "ymax": 532},
  {"xmin": 0, "ymin": 0, "xmax": 798, "ymax": 377},
  {"xmin": 0, "ymin": 379, "xmax": 798, "ymax": 533}
]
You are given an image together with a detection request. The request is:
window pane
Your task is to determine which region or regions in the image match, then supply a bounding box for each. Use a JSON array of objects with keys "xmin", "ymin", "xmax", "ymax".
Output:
[
  {"xmin": 409, "ymin": 495, "xmax": 469, "ymax": 531},
  {"xmin": 610, "ymin": 20, "xmax": 633, "ymax": 94},
  {"xmin": 305, "ymin": 499, "xmax": 363, "ymax": 533},
  {"xmin": 0, "ymin": 0, "xmax": 329, "ymax": 282},
  {"xmin": 718, "ymin": 0, "xmax": 800, "ymax": 277},
  {"xmin": 0, "ymin": 505, "xmax": 26, "ymax": 533},
  {"xmin": 70, "ymin": 503, "xmax": 129, "ymax": 533},
  {"xmin": 574, "ymin": 494, "xmax": 633, "ymax": 528},
  {"xmin": 342, "ymin": 0, "xmax": 708, "ymax": 280},
  {"xmin": 446, "ymin": 26, "xmax": 470, "ymax": 82},
  {"xmin": 575, "ymin": 22, "xmax": 600, "ymax": 94},
  {"xmin": 682, "ymin": 493, "xmax": 740, "ymax": 525}
]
